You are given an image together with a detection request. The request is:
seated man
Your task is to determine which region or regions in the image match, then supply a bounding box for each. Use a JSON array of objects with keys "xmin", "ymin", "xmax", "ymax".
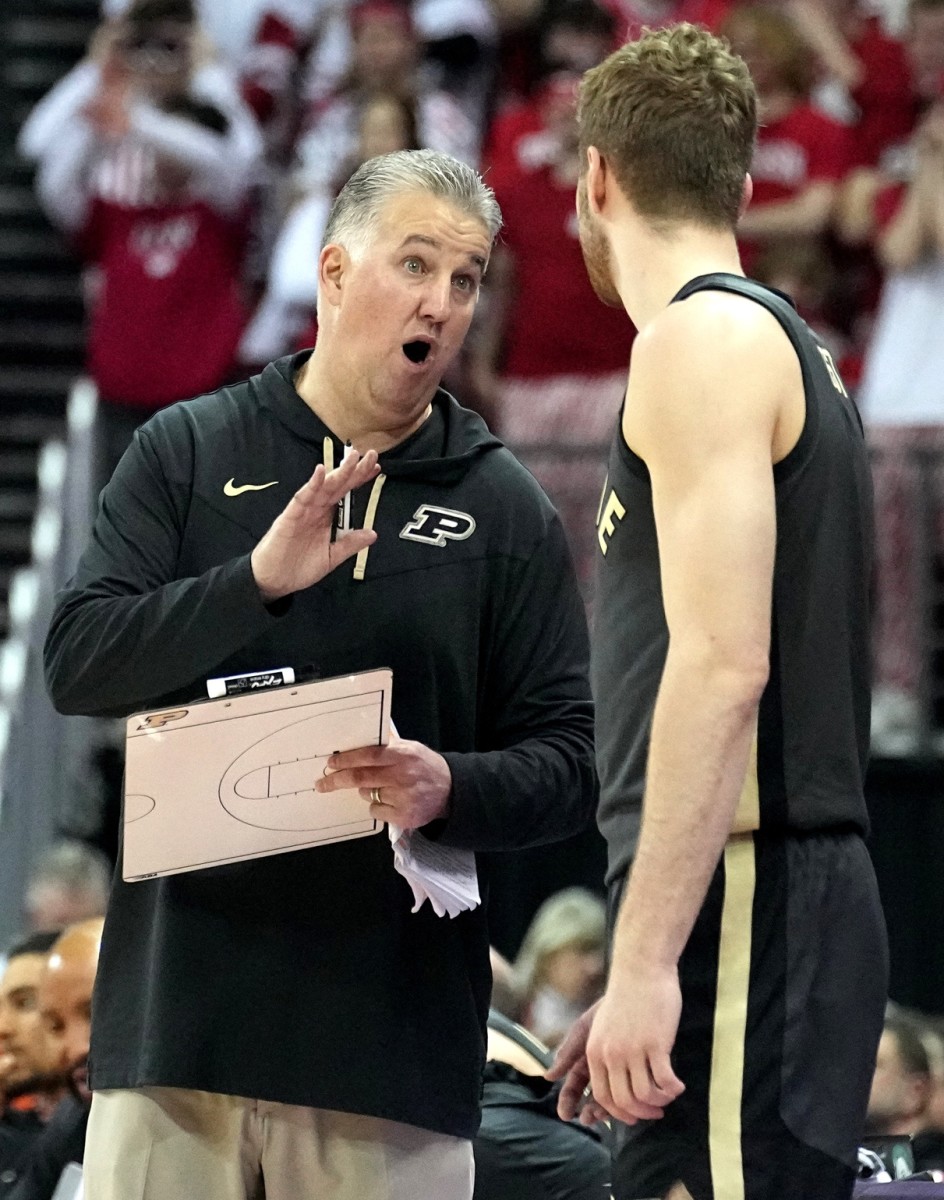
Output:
[
  {"xmin": 0, "ymin": 932, "xmax": 64, "ymax": 1193},
  {"xmin": 867, "ymin": 1015, "xmax": 932, "ymax": 1140},
  {"xmin": 8, "ymin": 919, "xmax": 104, "ymax": 1200}
]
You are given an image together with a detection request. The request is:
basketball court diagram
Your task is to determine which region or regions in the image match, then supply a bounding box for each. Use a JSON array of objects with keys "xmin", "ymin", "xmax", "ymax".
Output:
[{"xmin": 122, "ymin": 670, "xmax": 392, "ymax": 881}]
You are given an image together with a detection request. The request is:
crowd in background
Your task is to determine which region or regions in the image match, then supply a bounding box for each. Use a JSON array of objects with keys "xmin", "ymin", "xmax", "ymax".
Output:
[
  {"xmin": 11, "ymin": 0, "xmax": 944, "ymax": 733},
  {"xmin": 2, "ymin": 1, "xmax": 944, "ymax": 1191}
]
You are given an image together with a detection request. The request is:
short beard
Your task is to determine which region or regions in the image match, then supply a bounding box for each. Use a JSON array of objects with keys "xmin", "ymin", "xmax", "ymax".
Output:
[
  {"xmin": 4, "ymin": 1068, "xmax": 68, "ymax": 1102},
  {"xmin": 576, "ymin": 178, "xmax": 623, "ymax": 309}
]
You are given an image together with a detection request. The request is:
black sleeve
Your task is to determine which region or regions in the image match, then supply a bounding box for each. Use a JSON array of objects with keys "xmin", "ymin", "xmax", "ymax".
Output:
[
  {"xmin": 44, "ymin": 426, "xmax": 285, "ymax": 717},
  {"xmin": 437, "ymin": 516, "xmax": 597, "ymax": 852}
]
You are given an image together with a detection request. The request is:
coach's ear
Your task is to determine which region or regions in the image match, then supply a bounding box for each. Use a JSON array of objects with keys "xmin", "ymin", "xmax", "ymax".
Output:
[
  {"xmin": 585, "ymin": 146, "xmax": 609, "ymax": 216},
  {"xmin": 319, "ymin": 243, "xmax": 345, "ymax": 308}
]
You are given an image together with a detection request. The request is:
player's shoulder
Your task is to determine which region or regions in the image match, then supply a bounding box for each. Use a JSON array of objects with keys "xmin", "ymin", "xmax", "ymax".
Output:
[{"xmin": 633, "ymin": 287, "xmax": 796, "ymax": 384}]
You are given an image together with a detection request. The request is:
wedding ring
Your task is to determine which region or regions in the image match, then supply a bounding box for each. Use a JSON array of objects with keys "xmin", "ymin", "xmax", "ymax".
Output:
[{"xmin": 370, "ymin": 787, "xmax": 382, "ymax": 805}]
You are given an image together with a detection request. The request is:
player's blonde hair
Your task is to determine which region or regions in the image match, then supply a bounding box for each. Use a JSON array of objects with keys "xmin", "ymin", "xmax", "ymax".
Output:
[{"xmin": 578, "ymin": 23, "xmax": 757, "ymax": 230}]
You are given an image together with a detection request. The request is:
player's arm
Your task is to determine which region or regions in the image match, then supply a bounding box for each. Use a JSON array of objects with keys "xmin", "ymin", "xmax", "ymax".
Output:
[
  {"xmin": 613, "ymin": 301, "xmax": 778, "ymax": 972},
  {"xmin": 584, "ymin": 298, "xmax": 784, "ymax": 1125}
]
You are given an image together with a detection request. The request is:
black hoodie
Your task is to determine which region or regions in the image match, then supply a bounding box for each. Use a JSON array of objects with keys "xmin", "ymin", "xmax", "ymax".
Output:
[{"xmin": 44, "ymin": 352, "xmax": 596, "ymax": 1139}]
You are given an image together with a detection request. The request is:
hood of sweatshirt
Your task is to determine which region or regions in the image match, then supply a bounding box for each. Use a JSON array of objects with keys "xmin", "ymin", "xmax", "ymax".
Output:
[{"xmin": 258, "ymin": 351, "xmax": 503, "ymax": 487}]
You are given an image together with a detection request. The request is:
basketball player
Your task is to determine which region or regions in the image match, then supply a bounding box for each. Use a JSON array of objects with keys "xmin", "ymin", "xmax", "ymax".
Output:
[{"xmin": 548, "ymin": 23, "xmax": 888, "ymax": 1200}]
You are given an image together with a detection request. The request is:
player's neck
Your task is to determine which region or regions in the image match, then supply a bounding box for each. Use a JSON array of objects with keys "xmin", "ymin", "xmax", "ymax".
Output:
[{"xmin": 611, "ymin": 224, "xmax": 745, "ymax": 331}]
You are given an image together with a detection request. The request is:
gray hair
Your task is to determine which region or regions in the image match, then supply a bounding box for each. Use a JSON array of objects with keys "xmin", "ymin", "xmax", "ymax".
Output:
[{"xmin": 322, "ymin": 149, "xmax": 502, "ymax": 255}]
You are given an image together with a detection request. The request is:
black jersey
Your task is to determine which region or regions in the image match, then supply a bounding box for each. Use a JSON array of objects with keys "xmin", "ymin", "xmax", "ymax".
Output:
[{"xmin": 593, "ymin": 274, "xmax": 874, "ymax": 887}]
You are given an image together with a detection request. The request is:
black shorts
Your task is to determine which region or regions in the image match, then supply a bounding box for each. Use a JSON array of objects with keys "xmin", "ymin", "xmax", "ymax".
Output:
[{"xmin": 609, "ymin": 830, "xmax": 888, "ymax": 1200}]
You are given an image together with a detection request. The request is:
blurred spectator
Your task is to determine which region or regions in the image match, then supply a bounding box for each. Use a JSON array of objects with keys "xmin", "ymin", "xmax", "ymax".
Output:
[
  {"xmin": 512, "ymin": 888, "xmax": 605, "ymax": 1049},
  {"xmin": 474, "ymin": 1009, "xmax": 609, "ymax": 1200},
  {"xmin": 18, "ymin": 1, "xmax": 261, "ymax": 173},
  {"xmin": 240, "ymin": 92, "xmax": 420, "ymax": 365},
  {"xmin": 912, "ymin": 1018, "xmax": 944, "ymax": 1172},
  {"xmin": 787, "ymin": 0, "xmax": 916, "ymax": 169},
  {"xmin": 7, "ymin": 921, "xmax": 104, "ymax": 1200},
  {"xmin": 473, "ymin": 72, "xmax": 633, "ymax": 593},
  {"xmin": 100, "ymin": 0, "xmax": 268, "ymax": 66},
  {"xmin": 723, "ymin": 4, "xmax": 850, "ymax": 274},
  {"xmin": 907, "ymin": 0, "xmax": 944, "ymax": 100},
  {"xmin": 752, "ymin": 238, "xmax": 856, "ymax": 380},
  {"xmin": 867, "ymin": 1014, "xmax": 931, "ymax": 1137},
  {"xmin": 293, "ymin": 0, "xmax": 478, "ymax": 196},
  {"xmin": 0, "ymin": 932, "xmax": 63, "ymax": 1196},
  {"xmin": 483, "ymin": 0, "xmax": 616, "ymax": 176},
  {"xmin": 243, "ymin": 0, "xmax": 495, "ymax": 150},
  {"xmin": 488, "ymin": 948, "xmax": 524, "ymax": 1023},
  {"xmin": 23, "ymin": 843, "xmax": 111, "ymax": 935},
  {"xmin": 490, "ymin": 0, "xmax": 730, "ymax": 50},
  {"xmin": 18, "ymin": 0, "xmax": 262, "ymax": 480},
  {"xmin": 836, "ymin": 1, "xmax": 944, "ymax": 749}
]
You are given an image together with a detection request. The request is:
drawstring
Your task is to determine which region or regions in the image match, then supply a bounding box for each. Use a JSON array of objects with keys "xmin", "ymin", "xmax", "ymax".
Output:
[
  {"xmin": 323, "ymin": 436, "xmax": 385, "ymax": 582},
  {"xmin": 353, "ymin": 474, "xmax": 387, "ymax": 582}
]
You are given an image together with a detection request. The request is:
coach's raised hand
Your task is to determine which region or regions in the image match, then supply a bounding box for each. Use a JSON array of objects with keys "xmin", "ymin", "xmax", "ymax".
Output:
[{"xmin": 250, "ymin": 449, "xmax": 380, "ymax": 602}]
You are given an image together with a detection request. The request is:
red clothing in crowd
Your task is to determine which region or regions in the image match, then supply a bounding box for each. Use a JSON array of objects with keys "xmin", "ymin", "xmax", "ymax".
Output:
[
  {"xmin": 848, "ymin": 17, "xmax": 917, "ymax": 169},
  {"xmin": 241, "ymin": 9, "xmax": 300, "ymax": 124},
  {"xmin": 80, "ymin": 198, "xmax": 248, "ymax": 409},
  {"xmin": 488, "ymin": 0, "xmax": 731, "ymax": 171},
  {"xmin": 740, "ymin": 102, "xmax": 850, "ymax": 271},
  {"xmin": 492, "ymin": 164, "xmax": 635, "ymax": 379},
  {"xmin": 482, "ymin": 100, "xmax": 545, "ymax": 178}
]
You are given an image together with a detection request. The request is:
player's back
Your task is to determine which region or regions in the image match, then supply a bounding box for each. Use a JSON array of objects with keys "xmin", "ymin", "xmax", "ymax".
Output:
[{"xmin": 593, "ymin": 273, "xmax": 874, "ymax": 887}]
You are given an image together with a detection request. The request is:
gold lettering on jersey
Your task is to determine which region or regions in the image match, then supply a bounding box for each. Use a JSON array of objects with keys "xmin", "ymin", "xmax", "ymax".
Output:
[
  {"xmin": 596, "ymin": 475, "xmax": 609, "ymax": 526},
  {"xmin": 597, "ymin": 488, "xmax": 626, "ymax": 555},
  {"xmin": 817, "ymin": 346, "xmax": 848, "ymax": 398}
]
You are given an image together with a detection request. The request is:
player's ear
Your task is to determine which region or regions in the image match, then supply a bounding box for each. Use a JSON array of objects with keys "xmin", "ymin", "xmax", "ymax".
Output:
[
  {"xmin": 585, "ymin": 146, "xmax": 608, "ymax": 216},
  {"xmin": 738, "ymin": 174, "xmax": 753, "ymax": 219},
  {"xmin": 319, "ymin": 244, "xmax": 345, "ymax": 307}
]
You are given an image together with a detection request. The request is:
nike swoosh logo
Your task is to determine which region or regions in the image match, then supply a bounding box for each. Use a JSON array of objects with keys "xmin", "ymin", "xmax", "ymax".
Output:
[{"xmin": 223, "ymin": 478, "xmax": 278, "ymax": 497}]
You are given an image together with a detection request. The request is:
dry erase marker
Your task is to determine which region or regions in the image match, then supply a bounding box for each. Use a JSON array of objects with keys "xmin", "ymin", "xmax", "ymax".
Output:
[{"xmin": 207, "ymin": 668, "xmax": 295, "ymax": 699}]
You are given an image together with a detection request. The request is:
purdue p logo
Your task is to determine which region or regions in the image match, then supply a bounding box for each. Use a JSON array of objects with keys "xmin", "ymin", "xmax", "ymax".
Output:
[
  {"xmin": 137, "ymin": 708, "xmax": 188, "ymax": 731},
  {"xmin": 400, "ymin": 505, "xmax": 476, "ymax": 548}
]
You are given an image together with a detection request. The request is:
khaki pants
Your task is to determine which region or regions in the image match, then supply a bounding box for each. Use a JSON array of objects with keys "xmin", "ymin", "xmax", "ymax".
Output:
[{"xmin": 84, "ymin": 1088, "xmax": 474, "ymax": 1200}]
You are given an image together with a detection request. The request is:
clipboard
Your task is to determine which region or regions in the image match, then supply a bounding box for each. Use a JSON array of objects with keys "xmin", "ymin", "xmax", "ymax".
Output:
[{"xmin": 122, "ymin": 668, "xmax": 392, "ymax": 881}]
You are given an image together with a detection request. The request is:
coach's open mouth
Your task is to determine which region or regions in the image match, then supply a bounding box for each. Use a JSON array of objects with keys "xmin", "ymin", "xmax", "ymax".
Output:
[{"xmin": 402, "ymin": 340, "xmax": 432, "ymax": 364}]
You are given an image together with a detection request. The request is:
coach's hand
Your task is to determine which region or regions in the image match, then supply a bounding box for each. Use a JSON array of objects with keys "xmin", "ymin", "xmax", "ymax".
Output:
[
  {"xmin": 250, "ymin": 449, "xmax": 380, "ymax": 602},
  {"xmin": 315, "ymin": 734, "xmax": 452, "ymax": 829},
  {"xmin": 547, "ymin": 1001, "xmax": 610, "ymax": 1126},
  {"xmin": 583, "ymin": 966, "xmax": 686, "ymax": 1126}
]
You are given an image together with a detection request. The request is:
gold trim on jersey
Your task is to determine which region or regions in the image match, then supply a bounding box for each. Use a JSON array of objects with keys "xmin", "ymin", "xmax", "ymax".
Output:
[
  {"xmin": 708, "ymin": 833, "xmax": 756, "ymax": 1200},
  {"xmin": 731, "ymin": 730, "xmax": 761, "ymax": 834}
]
